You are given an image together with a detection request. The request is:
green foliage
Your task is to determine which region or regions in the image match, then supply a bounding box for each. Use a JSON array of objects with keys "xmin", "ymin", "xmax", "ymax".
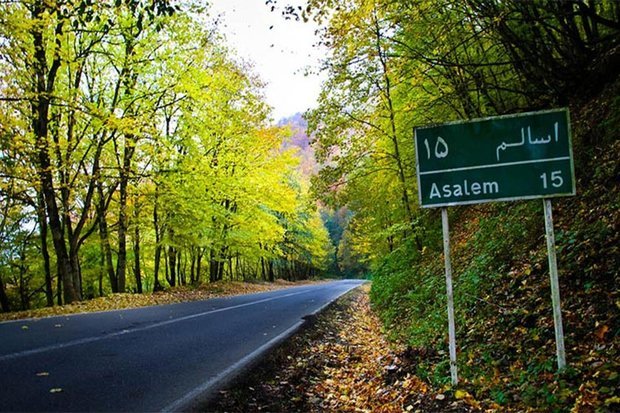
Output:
[
  {"xmin": 0, "ymin": 1, "xmax": 334, "ymax": 311},
  {"xmin": 307, "ymin": 0, "xmax": 620, "ymax": 410},
  {"xmin": 369, "ymin": 112, "xmax": 620, "ymax": 412}
]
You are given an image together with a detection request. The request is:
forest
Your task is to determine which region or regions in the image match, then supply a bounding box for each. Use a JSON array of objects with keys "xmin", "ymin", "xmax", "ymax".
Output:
[
  {"xmin": 302, "ymin": 0, "xmax": 619, "ymax": 410},
  {"xmin": 1, "ymin": 0, "xmax": 619, "ymax": 409},
  {"xmin": 0, "ymin": 0, "xmax": 335, "ymax": 311}
]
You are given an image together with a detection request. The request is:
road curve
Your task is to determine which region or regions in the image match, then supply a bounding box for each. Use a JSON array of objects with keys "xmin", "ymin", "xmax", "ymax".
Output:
[{"xmin": 0, "ymin": 279, "xmax": 365, "ymax": 412}]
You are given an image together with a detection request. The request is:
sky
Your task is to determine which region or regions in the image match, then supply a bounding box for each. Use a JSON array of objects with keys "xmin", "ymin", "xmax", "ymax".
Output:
[{"xmin": 208, "ymin": 0, "xmax": 327, "ymax": 121}]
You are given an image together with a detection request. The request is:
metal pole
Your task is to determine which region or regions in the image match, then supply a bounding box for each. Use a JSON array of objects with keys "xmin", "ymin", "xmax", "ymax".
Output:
[
  {"xmin": 543, "ymin": 199, "xmax": 567, "ymax": 370},
  {"xmin": 441, "ymin": 208, "xmax": 458, "ymax": 385}
]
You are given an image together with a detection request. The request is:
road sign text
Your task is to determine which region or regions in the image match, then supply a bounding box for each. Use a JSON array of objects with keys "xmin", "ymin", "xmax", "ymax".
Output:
[{"xmin": 414, "ymin": 109, "xmax": 575, "ymax": 208}]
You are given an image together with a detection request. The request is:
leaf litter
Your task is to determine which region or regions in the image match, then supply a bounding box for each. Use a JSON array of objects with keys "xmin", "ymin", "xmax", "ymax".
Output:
[
  {"xmin": 206, "ymin": 285, "xmax": 477, "ymax": 412},
  {"xmin": 0, "ymin": 280, "xmax": 322, "ymax": 322}
]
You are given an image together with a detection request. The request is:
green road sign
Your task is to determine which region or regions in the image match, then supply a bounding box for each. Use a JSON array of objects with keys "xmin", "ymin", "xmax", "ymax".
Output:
[{"xmin": 414, "ymin": 108, "xmax": 575, "ymax": 208}]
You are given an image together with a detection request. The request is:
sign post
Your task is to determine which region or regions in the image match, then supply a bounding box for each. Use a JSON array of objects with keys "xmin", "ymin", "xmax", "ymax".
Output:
[
  {"xmin": 543, "ymin": 199, "xmax": 567, "ymax": 369},
  {"xmin": 442, "ymin": 208, "xmax": 458, "ymax": 385},
  {"xmin": 414, "ymin": 109, "xmax": 575, "ymax": 383}
]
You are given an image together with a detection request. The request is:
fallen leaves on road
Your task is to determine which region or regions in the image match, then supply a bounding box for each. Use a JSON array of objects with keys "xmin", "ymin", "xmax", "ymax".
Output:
[{"xmin": 207, "ymin": 285, "xmax": 476, "ymax": 412}]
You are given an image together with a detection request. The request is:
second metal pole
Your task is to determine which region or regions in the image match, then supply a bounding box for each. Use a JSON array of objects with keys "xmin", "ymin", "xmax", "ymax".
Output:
[
  {"xmin": 543, "ymin": 199, "xmax": 567, "ymax": 370},
  {"xmin": 441, "ymin": 208, "xmax": 458, "ymax": 385}
]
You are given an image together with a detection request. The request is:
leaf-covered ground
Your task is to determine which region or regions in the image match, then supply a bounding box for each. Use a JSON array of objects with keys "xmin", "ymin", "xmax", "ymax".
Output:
[
  {"xmin": 206, "ymin": 285, "xmax": 483, "ymax": 412},
  {"xmin": 0, "ymin": 280, "xmax": 319, "ymax": 322},
  {"xmin": 367, "ymin": 77, "xmax": 619, "ymax": 412}
]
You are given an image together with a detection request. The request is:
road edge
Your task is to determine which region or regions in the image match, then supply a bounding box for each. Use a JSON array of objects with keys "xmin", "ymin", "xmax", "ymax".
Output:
[
  {"xmin": 161, "ymin": 281, "xmax": 367, "ymax": 412},
  {"xmin": 160, "ymin": 320, "xmax": 305, "ymax": 412}
]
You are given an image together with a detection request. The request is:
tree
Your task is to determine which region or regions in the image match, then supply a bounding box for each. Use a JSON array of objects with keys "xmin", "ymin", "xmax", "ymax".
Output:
[
  {"xmin": 0, "ymin": 0, "xmax": 177, "ymax": 303},
  {"xmin": 466, "ymin": 0, "xmax": 620, "ymax": 105},
  {"xmin": 0, "ymin": 0, "xmax": 337, "ymax": 312},
  {"xmin": 306, "ymin": 0, "xmax": 424, "ymax": 264}
]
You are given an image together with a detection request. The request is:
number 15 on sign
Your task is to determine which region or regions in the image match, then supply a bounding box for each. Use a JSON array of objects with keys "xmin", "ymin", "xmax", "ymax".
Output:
[{"xmin": 540, "ymin": 171, "xmax": 564, "ymax": 189}]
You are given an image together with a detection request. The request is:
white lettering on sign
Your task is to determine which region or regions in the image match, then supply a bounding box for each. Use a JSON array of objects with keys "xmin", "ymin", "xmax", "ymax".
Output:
[
  {"xmin": 496, "ymin": 122, "xmax": 559, "ymax": 161},
  {"xmin": 540, "ymin": 170, "xmax": 564, "ymax": 189},
  {"xmin": 429, "ymin": 180, "xmax": 499, "ymax": 199},
  {"xmin": 423, "ymin": 136, "xmax": 449, "ymax": 159}
]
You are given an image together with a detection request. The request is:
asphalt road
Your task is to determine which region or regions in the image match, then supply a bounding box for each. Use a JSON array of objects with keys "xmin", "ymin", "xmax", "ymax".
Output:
[{"xmin": 0, "ymin": 279, "xmax": 365, "ymax": 412}]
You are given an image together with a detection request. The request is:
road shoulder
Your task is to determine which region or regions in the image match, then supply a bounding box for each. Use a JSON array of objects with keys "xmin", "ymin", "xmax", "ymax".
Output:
[{"xmin": 204, "ymin": 284, "xmax": 478, "ymax": 412}]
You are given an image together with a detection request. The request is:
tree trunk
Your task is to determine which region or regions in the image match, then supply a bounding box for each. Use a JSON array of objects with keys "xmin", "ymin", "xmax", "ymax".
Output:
[
  {"xmin": 268, "ymin": 260, "xmax": 275, "ymax": 282},
  {"xmin": 218, "ymin": 249, "xmax": 226, "ymax": 282},
  {"xmin": 168, "ymin": 245, "xmax": 177, "ymax": 287},
  {"xmin": 190, "ymin": 248, "xmax": 196, "ymax": 284},
  {"xmin": 69, "ymin": 245, "xmax": 82, "ymax": 300},
  {"xmin": 164, "ymin": 247, "xmax": 170, "ymax": 286},
  {"xmin": 209, "ymin": 249, "xmax": 218, "ymax": 283},
  {"xmin": 373, "ymin": 14, "xmax": 423, "ymax": 252},
  {"xmin": 17, "ymin": 247, "xmax": 30, "ymax": 310},
  {"xmin": 196, "ymin": 248, "xmax": 203, "ymax": 284},
  {"xmin": 30, "ymin": 3, "xmax": 79, "ymax": 304},
  {"xmin": 235, "ymin": 255, "xmax": 241, "ymax": 281},
  {"xmin": 152, "ymin": 187, "xmax": 164, "ymax": 292},
  {"xmin": 36, "ymin": 191, "xmax": 54, "ymax": 307},
  {"xmin": 178, "ymin": 250, "xmax": 184, "ymax": 286},
  {"xmin": 133, "ymin": 217, "xmax": 142, "ymax": 294},
  {"xmin": 153, "ymin": 244, "xmax": 163, "ymax": 292},
  {"xmin": 0, "ymin": 276, "xmax": 10, "ymax": 312},
  {"xmin": 99, "ymin": 251, "xmax": 104, "ymax": 297},
  {"xmin": 56, "ymin": 262, "xmax": 62, "ymax": 306},
  {"xmin": 116, "ymin": 139, "xmax": 134, "ymax": 294},
  {"xmin": 115, "ymin": 27, "xmax": 141, "ymax": 293},
  {"xmin": 97, "ymin": 182, "xmax": 117, "ymax": 293}
]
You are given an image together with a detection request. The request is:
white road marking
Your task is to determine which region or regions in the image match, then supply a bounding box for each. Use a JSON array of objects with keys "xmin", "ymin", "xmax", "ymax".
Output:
[{"xmin": 160, "ymin": 320, "xmax": 305, "ymax": 412}]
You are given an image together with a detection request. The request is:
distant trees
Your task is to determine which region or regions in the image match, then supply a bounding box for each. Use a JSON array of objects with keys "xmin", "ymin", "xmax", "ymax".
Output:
[{"xmin": 0, "ymin": 1, "xmax": 333, "ymax": 312}]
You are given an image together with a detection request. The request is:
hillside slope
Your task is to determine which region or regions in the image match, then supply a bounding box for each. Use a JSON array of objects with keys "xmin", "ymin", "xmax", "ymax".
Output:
[{"xmin": 370, "ymin": 79, "xmax": 619, "ymax": 411}]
